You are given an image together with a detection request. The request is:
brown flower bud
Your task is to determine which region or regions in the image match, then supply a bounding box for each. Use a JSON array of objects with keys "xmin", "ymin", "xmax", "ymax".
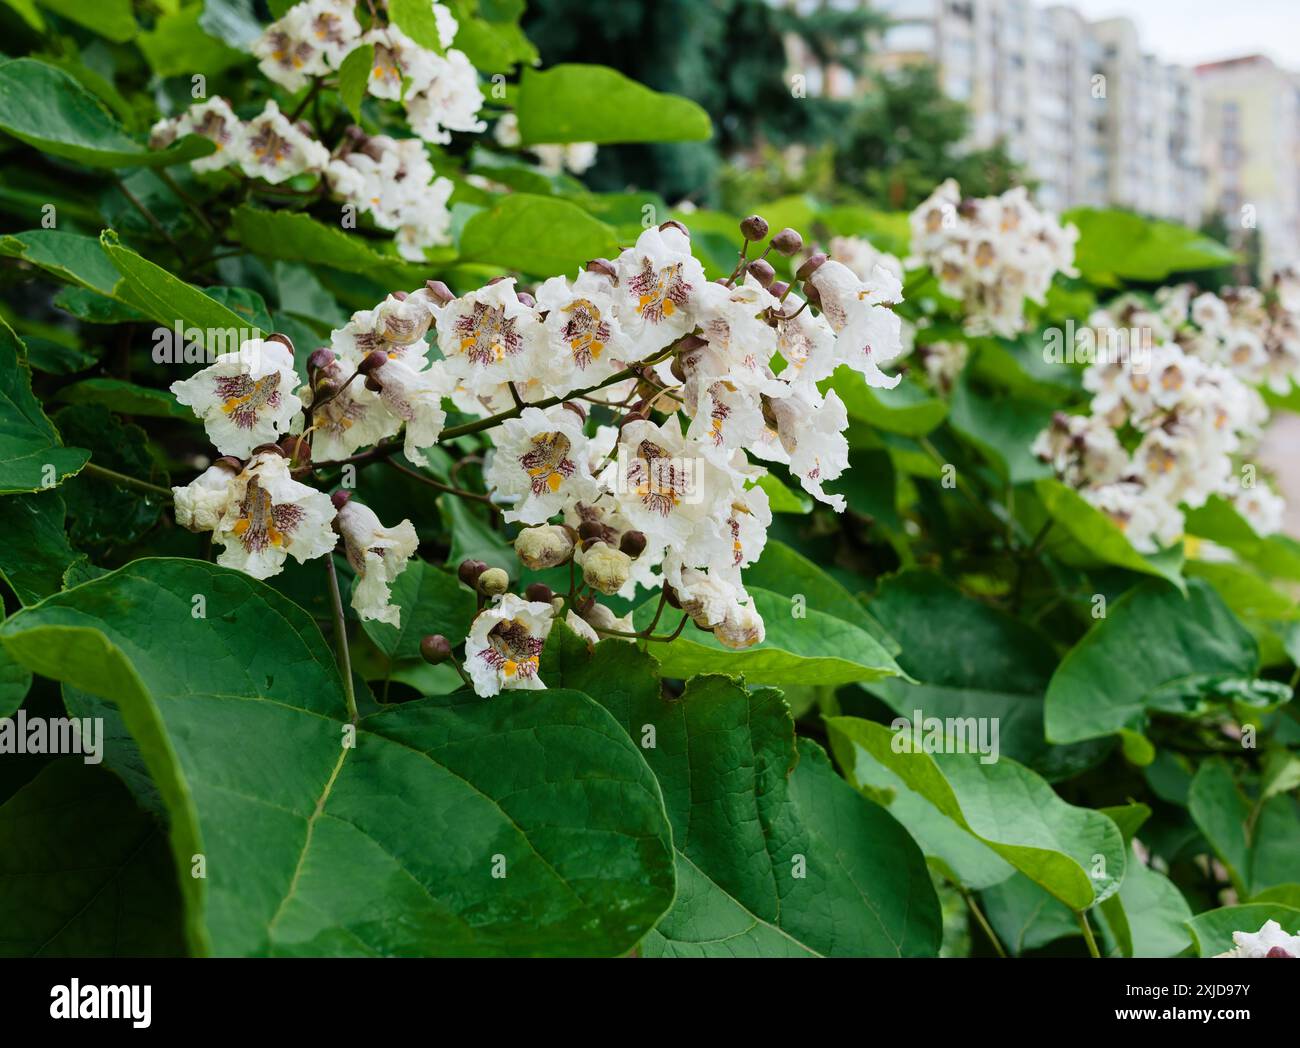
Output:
[
  {"xmin": 251, "ymin": 442, "xmax": 287, "ymax": 458},
  {"xmin": 586, "ymin": 258, "xmax": 618, "ymax": 281},
  {"xmin": 516, "ymin": 291, "xmax": 536, "ymax": 308},
  {"xmin": 280, "ymin": 435, "xmax": 310, "ymax": 466},
  {"xmin": 308, "ymin": 348, "xmax": 336, "ymax": 373},
  {"xmin": 457, "ymin": 558, "xmax": 488, "ymax": 588},
  {"xmin": 796, "ymin": 252, "xmax": 827, "ymax": 281},
  {"xmin": 266, "ymin": 332, "xmax": 295, "ymax": 354},
  {"xmin": 424, "ymin": 279, "xmax": 455, "ymax": 306},
  {"xmin": 747, "ymin": 258, "xmax": 775, "ymax": 288},
  {"xmin": 770, "ymin": 280, "xmax": 790, "ymax": 298},
  {"xmin": 619, "ymin": 530, "xmax": 647, "ymax": 558},
  {"xmin": 659, "ymin": 219, "xmax": 690, "ymax": 238},
  {"xmin": 419, "ymin": 634, "xmax": 452, "ymax": 665},
  {"xmin": 214, "ymin": 456, "xmax": 244, "ymax": 474},
  {"xmin": 740, "ymin": 214, "xmax": 769, "ymax": 241},
  {"xmin": 358, "ymin": 350, "xmax": 389, "ymax": 375},
  {"xmin": 578, "ymin": 520, "xmax": 605, "ymax": 544},
  {"xmin": 330, "ymin": 489, "xmax": 352, "ymax": 511},
  {"xmin": 771, "ymin": 228, "xmax": 803, "ymax": 256},
  {"xmin": 524, "ymin": 582, "xmax": 554, "ymax": 603}
]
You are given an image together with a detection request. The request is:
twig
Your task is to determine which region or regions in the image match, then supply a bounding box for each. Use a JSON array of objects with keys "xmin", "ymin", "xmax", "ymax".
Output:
[
  {"xmin": 82, "ymin": 462, "xmax": 172, "ymax": 499},
  {"xmin": 385, "ymin": 458, "xmax": 494, "ymax": 504},
  {"xmin": 324, "ymin": 554, "xmax": 359, "ymax": 724}
]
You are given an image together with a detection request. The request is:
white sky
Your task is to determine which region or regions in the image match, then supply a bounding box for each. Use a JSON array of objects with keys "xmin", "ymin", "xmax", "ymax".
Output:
[{"xmin": 1060, "ymin": 0, "xmax": 1300, "ymax": 69}]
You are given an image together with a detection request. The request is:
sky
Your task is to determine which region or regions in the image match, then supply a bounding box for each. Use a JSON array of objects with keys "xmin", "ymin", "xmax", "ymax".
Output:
[{"xmin": 1061, "ymin": 0, "xmax": 1300, "ymax": 70}]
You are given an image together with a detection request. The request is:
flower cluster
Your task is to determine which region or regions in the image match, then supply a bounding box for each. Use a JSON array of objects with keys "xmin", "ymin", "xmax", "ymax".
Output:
[
  {"xmin": 1033, "ymin": 309, "xmax": 1278, "ymax": 551},
  {"xmin": 253, "ymin": 0, "xmax": 482, "ymax": 144},
  {"xmin": 493, "ymin": 113, "xmax": 597, "ymax": 177},
  {"xmin": 908, "ymin": 180, "xmax": 1078, "ymax": 337},
  {"xmin": 168, "ymin": 216, "xmax": 906, "ymax": 696}
]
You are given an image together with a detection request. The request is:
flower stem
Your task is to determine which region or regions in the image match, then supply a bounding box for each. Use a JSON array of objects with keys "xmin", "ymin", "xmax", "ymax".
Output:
[
  {"xmin": 83, "ymin": 461, "xmax": 173, "ymax": 499},
  {"xmin": 1077, "ymin": 911, "xmax": 1101, "ymax": 958},
  {"xmin": 324, "ymin": 554, "xmax": 358, "ymax": 724},
  {"xmin": 384, "ymin": 458, "xmax": 494, "ymax": 505},
  {"xmin": 961, "ymin": 888, "xmax": 1007, "ymax": 958}
]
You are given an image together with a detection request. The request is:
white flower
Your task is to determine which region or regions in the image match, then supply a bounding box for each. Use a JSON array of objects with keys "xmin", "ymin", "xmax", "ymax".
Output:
[
  {"xmin": 581, "ymin": 541, "xmax": 632, "ymax": 595},
  {"xmin": 302, "ymin": 0, "xmax": 363, "ymax": 66},
  {"xmin": 337, "ymin": 497, "xmax": 418, "ymax": 626},
  {"xmin": 150, "ymin": 97, "xmax": 246, "ymax": 173},
  {"xmin": 759, "ymin": 387, "xmax": 851, "ymax": 511},
  {"xmin": 433, "ymin": 278, "xmax": 543, "ymax": 393},
  {"xmin": 465, "ymin": 593, "xmax": 555, "ymax": 696},
  {"xmin": 1032, "ymin": 412, "xmax": 1128, "ymax": 489},
  {"xmin": 370, "ymin": 357, "xmax": 451, "ymax": 467},
  {"xmin": 773, "ymin": 291, "xmax": 839, "ymax": 388},
  {"xmin": 614, "ymin": 225, "xmax": 706, "ymax": 356},
  {"xmin": 612, "ymin": 416, "xmax": 720, "ymax": 547},
  {"xmin": 301, "ymin": 356, "xmax": 402, "ymax": 462},
  {"xmin": 1226, "ymin": 481, "xmax": 1286, "ymax": 536},
  {"xmin": 807, "ymin": 259, "xmax": 905, "ymax": 389},
  {"xmin": 535, "ymin": 270, "xmax": 627, "ymax": 394},
  {"xmin": 253, "ymin": 4, "xmax": 324, "ymax": 92},
  {"xmin": 211, "ymin": 452, "xmax": 337, "ymax": 579},
  {"xmin": 405, "ymin": 49, "xmax": 487, "ymax": 144},
  {"xmin": 828, "ymin": 235, "xmax": 904, "ymax": 284},
  {"xmin": 1082, "ymin": 481, "xmax": 1183, "ymax": 554},
  {"xmin": 683, "ymin": 377, "xmax": 767, "ymax": 467},
  {"xmin": 1214, "ymin": 919, "xmax": 1300, "ymax": 958},
  {"xmin": 363, "ymin": 25, "xmax": 439, "ymax": 101},
  {"xmin": 240, "ymin": 100, "xmax": 329, "ymax": 184},
  {"xmin": 487, "ymin": 405, "xmax": 598, "ymax": 525},
  {"xmin": 514, "ymin": 524, "xmax": 575, "ymax": 569},
  {"xmin": 171, "ymin": 338, "xmax": 302, "ymax": 457},
  {"xmin": 915, "ymin": 339, "xmax": 969, "ymax": 393},
  {"xmin": 715, "ymin": 600, "xmax": 765, "ymax": 649},
  {"xmin": 172, "ymin": 460, "xmax": 241, "ymax": 532},
  {"xmin": 695, "ymin": 275, "xmax": 780, "ymax": 381}
]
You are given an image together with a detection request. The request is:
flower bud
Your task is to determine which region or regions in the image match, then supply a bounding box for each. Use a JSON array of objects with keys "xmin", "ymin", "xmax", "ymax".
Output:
[
  {"xmin": 771, "ymin": 228, "xmax": 803, "ymax": 256},
  {"xmin": 1266, "ymin": 946, "xmax": 1295, "ymax": 958},
  {"xmin": 457, "ymin": 558, "xmax": 488, "ymax": 588},
  {"xmin": 308, "ymin": 348, "xmax": 336, "ymax": 374},
  {"xmin": 582, "ymin": 601, "xmax": 622, "ymax": 631},
  {"xmin": 585, "ymin": 258, "xmax": 618, "ymax": 281},
  {"xmin": 619, "ymin": 530, "xmax": 647, "ymax": 558},
  {"xmin": 280, "ymin": 435, "xmax": 310, "ymax": 467},
  {"xmin": 747, "ymin": 258, "xmax": 775, "ymax": 288},
  {"xmin": 214, "ymin": 456, "xmax": 244, "ymax": 474},
  {"xmin": 515, "ymin": 525, "xmax": 574, "ymax": 569},
  {"xmin": 796, "ymin": 252, "xmax": 827, "ymax": 281},
  {"xmin": 561, "ymin": 401, "xmax": 586, "ymax": 423},
  {"xmin": 478, "ymin": 567, "xmax": 509, "ymax": 596},
  {"xmin": 659, "ymin": 219, "xmax": 690, "ymax": 238},
  {"xmin": 330, "ymin": 489, "xmax": 352, "ymax": 511},
  {"xmin": 314, "ymin": 376, "xmax": 340, "ymax": 400},
  {"xmin": 740, "ymin": 214, "xmax": 769, "ymax": 241},
  {"xmin": 424, "ymin": 279, "xmax": 455, "ymax": 306},
  {"xmin": 419, "ymin": 634, "xmax": 452, "ymax": 665},
  {"xmin": 582, "ymin": 542, "xmax": 632, "ymax": 595},
  {"xmin": 364, "ymin": 375, "xmax": 384, "ymax": 393},
  {"xmin": 770, "ymin": 280, "xmax": 790, "ymax": 298},
  {"xmin": 251, "ymin": 442, "xmax": 287, "ymax": 458},
  {"xmin": 578, "ymin": 520, "xmax": 605, "ymax": 545},
  {"xmin": 803, "ymin": 281, "xmax": 822, "ymax": 309},
  {"xmin": 358, "ymin": 350, "xmax": 389, "ymax": 375},
  {"xmin": 516, "ymin": 291, "xmax": 536, "ymax": 308},
  {"xmin": 266, "ymin": 332, "xmax": 295, "ymax": 354},
  {"xmin": 524, "ymin": 582, "xmax": 554, "ymax": 603}
]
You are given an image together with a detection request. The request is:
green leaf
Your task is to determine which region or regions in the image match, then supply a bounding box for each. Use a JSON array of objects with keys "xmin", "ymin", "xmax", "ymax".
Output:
[
  {"xmin": 55, "ymin": 378, "xmax": 192, "ymax": 421},
  {"xmin": 634, "ymin": 587, "xmax": 904, "ymax": 686},
  {"xmin": 515, "ymin": 64, "xmax": 712, "ymax": 145},
  {"xmin": 1188, "ymin": 758, "xmax": 1252, "ymax": 896},
  {"xmin": 1044, "ymin": 579, "xmax": 1257, "ymax": 757},
  {"xmin": 829, "ymin": 369, "xmax": 947, "ymax": 436},
  {"xmin": 358, "ymin": 558, "xmax": 476, "ymax": 662},
  {"xmin": 1186, "ymin": 903, "xmax": 1300, "ymax": 957},
  {"xmin": 543, "ymin": 632, "xmax": 942, "ymax": 956},
  {"xmin": 865, "ymin": 571, "xmax": 1104, "ymax": 779},
  {"xmin": 0, "ymin": 59, "xmax": 212, "ymax": 167},
  {"xmin": 754, "ymin": 474, "xmax": 810, "ymax": 514},
  {"xmin": 388, "ymin": 0, "xmax": 445, "ymax": 53},
  {"xmin": 1107, "ymin": 851, "xmax": 1194, "ymax": 958},
  {"xmin": 230, "ymin": 206, "xmax": 432, "ymax": 287},
  {"xmin": 979, "ymin": 874, "xmax": 1079, "ymax": 954},
  {"xmin": 949, "ymin": 374, "xmax": 1053, "ymax": 484},
  {"xmin": 458, "ymin": 193, "xmax": 619, "ymax": 277},
  {"xmin": 0, "ymin": 559, "xmax": 677, "ymax": 957},
  {"xmin": 1185, "ymin": 494, "xmax": 1300, "ymax": 581},
  {"xmin": 34, "ymin": 0, "xmax": 136, "ymax": 41},
  {"xmin": 0, "ymin": 760, "xmax": 187, "ymax": 957},
  {"xmin": 0, "ymin": 491, "xmax": 85, "ymax": 604},
  {"xmin": 0, "ymin": 319, "xmax": 89, "ymax": 494},
  {"xmin": 439, "ymin": 493, "xmax": 518, "ymax": 575},
  {"xmin": 101, "ymin": 231, "xmax": 253, "ymax": 343},
  {"xmin": 1065, "ymin": 208, "xmax": 1237, "ymax": 285},
  {"xmin": 827, "ymin": 716, "xmax": 1126, "ymax": 911},
  {"xmin": 337, "ymin": 43, "xmax": 374, "ymax": 123},
  {"xmin": 137, "ymin": 7, "xmax": 249, "ymax": 77},
  {"xmin": 0, "ymin": 642, "xmax": 31, "ymax": 719},
  {"xmin": 1034, "ymin": 477, "xmax": 1184, "ymax": 590}
]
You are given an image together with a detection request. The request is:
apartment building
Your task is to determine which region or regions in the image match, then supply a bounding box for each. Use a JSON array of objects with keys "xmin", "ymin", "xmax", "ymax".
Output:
[
  {"xmin": 1196, "ymin": 55, "xmax": 1300, "ymax": 276},
  {"xmin": 860, "ymin": 0, "xmax": 1204, "ymax": 224}
]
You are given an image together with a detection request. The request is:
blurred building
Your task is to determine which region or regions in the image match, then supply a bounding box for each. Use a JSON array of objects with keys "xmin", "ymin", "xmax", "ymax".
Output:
[
  {"xmin": 858, "ymin": 0, "xmax": 1203, "ymax": 225},
  {"xmin": 1196, "ymin": 55, "xmax": 1300, "ymax": 277}
]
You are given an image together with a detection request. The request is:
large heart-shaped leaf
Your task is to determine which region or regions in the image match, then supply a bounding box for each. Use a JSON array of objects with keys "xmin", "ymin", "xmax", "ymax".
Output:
[
  {"xmin": 0, "ymin": 559, "xmax": 676, "ymax": 957},
  {"xmin": 0, "ymin": 491, "xmax": 85, "ymax": 604},
  {"xmin": 458, "ymin": 193, "xmax": 619, "ymax": 278},
  {"xmin": 0, "ymin": 760, "xmax": 186, "ymax": 957},
  {"xmin": 1186, "ymin": 903, "xmax": 1300, "ymax": 957},
  {"xmin": 0, "ymin": 59, "xmax": 211, "ymax": 168},
  {"xmin": 542, "ymin": 627, "xmax": 942, "ymax": 957},
  {"xmin": 1044, "ymin": 579, "xmax": 1257, "ymax": 761},
  {"xmin": 0, "ymin": 320, "xmax": 89, "ymax": 493},
  {"xmin": 357, "ymin": 557, "xmax": 476, "ymax": 661},
  {"xmin": 827, "ymin": 716, "xmax": 1125, "ymax": 911}
]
